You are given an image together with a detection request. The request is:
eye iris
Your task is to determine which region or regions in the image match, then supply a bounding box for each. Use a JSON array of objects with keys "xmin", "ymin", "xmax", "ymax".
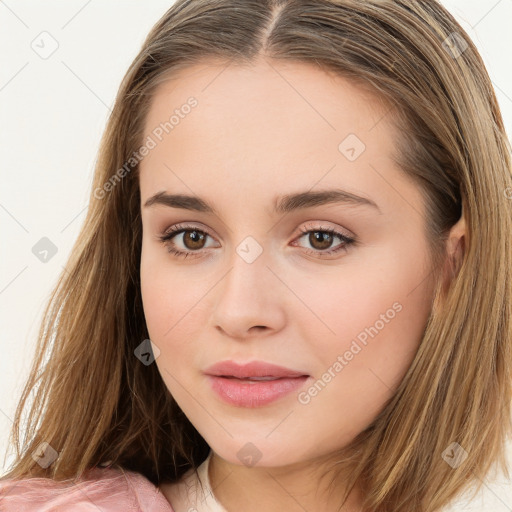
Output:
[
  {"xmin": 309, "ymin": 231, "xmax": 333, "ymax": 250},
  {"xmin": 184, "ymin": 230, "xmax": 206, "ymax": 250}
]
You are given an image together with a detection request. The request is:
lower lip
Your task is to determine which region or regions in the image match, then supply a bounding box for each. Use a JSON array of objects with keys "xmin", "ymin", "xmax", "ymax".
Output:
[{"xmin": 206, "ymin": 375, "xmax": 310, "ymax": 407}]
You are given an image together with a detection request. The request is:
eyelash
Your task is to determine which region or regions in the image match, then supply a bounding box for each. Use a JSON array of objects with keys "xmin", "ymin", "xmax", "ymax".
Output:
[{"xmin": 157, "ymin": 223, "xmax": 356, "ymax": 259}]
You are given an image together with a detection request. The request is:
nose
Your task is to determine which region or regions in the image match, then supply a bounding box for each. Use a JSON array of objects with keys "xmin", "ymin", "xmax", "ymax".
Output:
[{"xmin": 211, "ymin": 245, "xmax": 286, "ymax": 339}]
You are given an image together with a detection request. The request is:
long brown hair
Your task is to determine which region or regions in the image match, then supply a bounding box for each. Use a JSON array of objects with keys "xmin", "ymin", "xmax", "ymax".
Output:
[{"xmin": 2, "ymin": 1, "xmax": 511, "ymax": 511}]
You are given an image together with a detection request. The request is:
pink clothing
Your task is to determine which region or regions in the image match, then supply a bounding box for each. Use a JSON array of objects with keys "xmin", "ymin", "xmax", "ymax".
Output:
[
  {"xmin": 0, "ymin": 465, "xmax": 174, "ymax": 512},
  {"xmin": 0, "ymin": 450, "xmax": 227, "ymax": 511}
]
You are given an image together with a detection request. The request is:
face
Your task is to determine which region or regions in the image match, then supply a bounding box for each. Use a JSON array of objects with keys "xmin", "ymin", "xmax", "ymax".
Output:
[{"xmin": 139, "ymin": 58, "xmax": 437, "ymax": 468}]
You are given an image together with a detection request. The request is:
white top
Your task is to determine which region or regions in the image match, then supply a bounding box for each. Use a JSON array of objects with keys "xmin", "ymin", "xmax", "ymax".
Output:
[{"xmin": 165, "ymin": 450, "xmax": 228, "ymax": 512}]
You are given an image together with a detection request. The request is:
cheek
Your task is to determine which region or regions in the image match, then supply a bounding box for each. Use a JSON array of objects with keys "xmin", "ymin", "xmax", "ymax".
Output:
[
  {"xmin": 290, "ymin": 262, "xmax": 433, "ymax": 451},
  {"xmin": 140, "ymin": 266, "xmax": 196, "ymax": 403},
  {"xmin": 140, "ymin": 240, "xmax": 193, "ymax": 336},
  {"xmin": 299, "ymin": 249, "xmax": 434, "ymax": 392},
  {"xmin": 140, "ymin": 246, "xmax": 213, "ymax": 392},
  {"xmin": 140, "ymin": 248, "xmax": 168, "ymax": 338}
]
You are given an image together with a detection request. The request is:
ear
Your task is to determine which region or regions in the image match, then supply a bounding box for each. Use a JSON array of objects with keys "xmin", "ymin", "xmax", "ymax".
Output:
[{"xmin": 442, "ymin": 212, "xmax": 466, "ymax": 287}]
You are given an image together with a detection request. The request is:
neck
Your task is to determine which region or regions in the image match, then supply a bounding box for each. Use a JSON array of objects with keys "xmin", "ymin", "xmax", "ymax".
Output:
[{"xmin": 208, "ymin": 451, "xmax": 364, "ymax": 512}]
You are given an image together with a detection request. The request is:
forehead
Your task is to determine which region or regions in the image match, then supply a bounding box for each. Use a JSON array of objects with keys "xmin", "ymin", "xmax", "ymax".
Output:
[
  {"xmin": 138, "ymin": 58, "xmax": 419, "ymax": 217},
  {"xmin": 143, "ymin": 58, "xmax": 390, "ymax": 137}
]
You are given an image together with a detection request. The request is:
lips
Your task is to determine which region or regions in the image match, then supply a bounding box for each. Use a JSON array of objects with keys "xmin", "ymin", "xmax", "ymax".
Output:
[
  {"xmin": 204, "ymin": 360, "xmax": 309, "ymax": 379},
  {"xmin": 204, "ymin": 361, "xmax": 311, "ymax": 407}
]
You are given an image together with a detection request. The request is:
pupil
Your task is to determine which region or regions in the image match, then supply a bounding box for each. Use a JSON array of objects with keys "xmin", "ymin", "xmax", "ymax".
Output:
[
  {"xmin": 311, "ymin": 231, "xmax": 332, "ymax": 250},
  {"xmin": 185, "ymin": 230, "xmax": 205, "ymax": 249}
]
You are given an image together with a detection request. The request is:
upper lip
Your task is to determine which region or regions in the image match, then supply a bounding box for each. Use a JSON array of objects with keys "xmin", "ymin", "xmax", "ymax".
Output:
[{"xmin": 204, "ymin": 360, "xmax": 309, "ymax": 379}]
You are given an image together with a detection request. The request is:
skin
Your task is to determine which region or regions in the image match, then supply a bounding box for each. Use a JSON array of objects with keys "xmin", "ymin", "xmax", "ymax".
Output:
[{"xmin": 138, "ymin": 57, "xmax": 465, "ymax": 512}]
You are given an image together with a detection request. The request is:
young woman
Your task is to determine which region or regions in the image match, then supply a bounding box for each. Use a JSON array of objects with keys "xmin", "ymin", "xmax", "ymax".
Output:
[{"xmin": 1, "ymin": 1, "xmax": 511, "ymax": 511}]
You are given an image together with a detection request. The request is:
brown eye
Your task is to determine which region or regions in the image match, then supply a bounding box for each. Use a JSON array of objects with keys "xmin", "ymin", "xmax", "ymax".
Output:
[
  {"xmin": 158, "ymin": 224, "xmax": 217, "ymax": 259},
  {"xmin": 294, "ymin": 225, "xmax": 356, "ymax": 258},
  {"xmin": 307, "ymin": 231, "xmax": 335, "ymax": 251},
  {"xmin": 180, "ymin": 230, "xmax": 207, "ymax": 250},
  {"xmin": 158, "ymin": 223, "xmax": 356, "ymax": 260}
]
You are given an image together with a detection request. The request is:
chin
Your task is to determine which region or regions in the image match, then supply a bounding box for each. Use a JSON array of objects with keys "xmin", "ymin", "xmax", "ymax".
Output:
[{"xmin": 207, "ymin": 437, "xmax": 313, "ymax": 469}]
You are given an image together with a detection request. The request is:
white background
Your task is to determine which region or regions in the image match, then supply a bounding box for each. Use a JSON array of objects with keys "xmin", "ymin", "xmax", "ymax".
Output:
[{"xmin": 0, "ymin": 1, "xmax": 511, "ymax": 510}]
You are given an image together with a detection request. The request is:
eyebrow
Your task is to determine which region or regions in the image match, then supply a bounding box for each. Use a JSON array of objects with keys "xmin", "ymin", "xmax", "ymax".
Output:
[{"xmin": 143, "ymin": 188, "xmax": 381, "ymax": 214}]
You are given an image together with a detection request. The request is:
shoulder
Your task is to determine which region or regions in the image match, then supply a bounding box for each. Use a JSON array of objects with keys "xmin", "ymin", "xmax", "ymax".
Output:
[{"xmin": 0, "ymin": 466, "xmax": 175, "ymax": 511}]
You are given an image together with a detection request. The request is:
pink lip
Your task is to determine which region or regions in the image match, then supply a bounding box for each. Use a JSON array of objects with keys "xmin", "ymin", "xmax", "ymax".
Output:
[
  {"xmin": 206, "ymin": 375, "xmax": 310, "ymax": 407},
  {"xmin": 204, "ymin": 360, "xmax": 310, "ymax": 407},
  {"xmin": 204, "ymin": 360, "xmax": 309, "ymax": 379}
]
